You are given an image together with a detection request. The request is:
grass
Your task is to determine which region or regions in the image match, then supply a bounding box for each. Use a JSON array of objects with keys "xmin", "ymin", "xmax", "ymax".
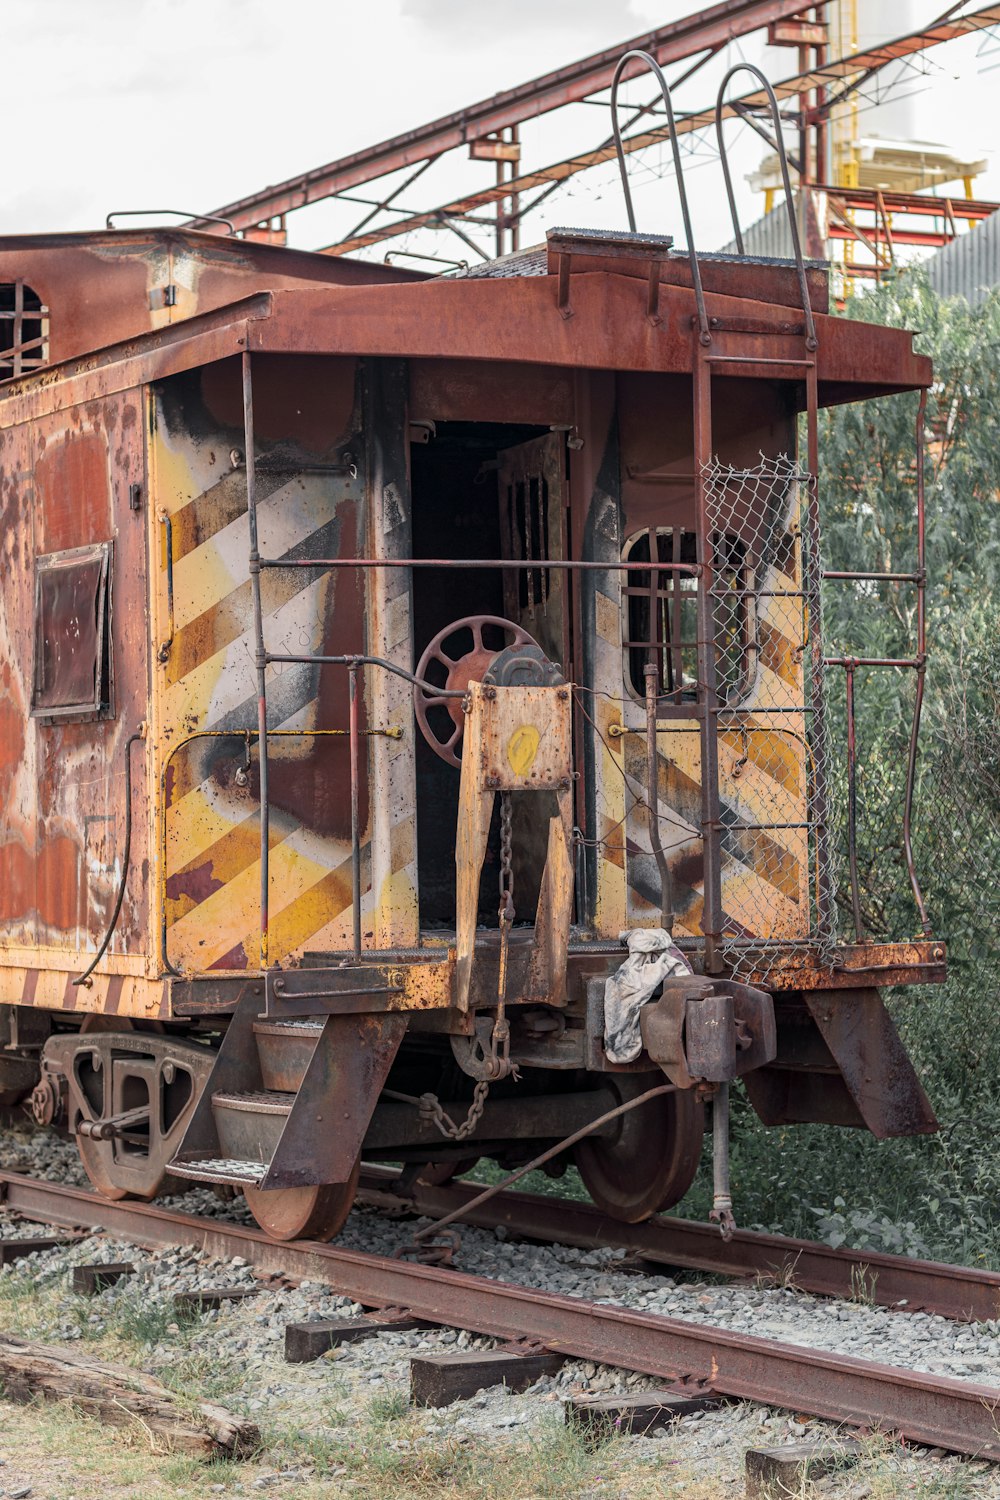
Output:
[
  {"xmin": 0, "ymin": 1390, "xmax": 989, "ymax": 1500},
  {"xmin": 255, "ymin": 1407, "xmax": 724, "ymax": 1498}
]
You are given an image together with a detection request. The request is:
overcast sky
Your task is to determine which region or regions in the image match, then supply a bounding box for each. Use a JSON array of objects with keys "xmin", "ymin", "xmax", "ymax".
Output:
[{"xmin": 5, "ymin": 0, "xmax": 999, "ymax": 264}]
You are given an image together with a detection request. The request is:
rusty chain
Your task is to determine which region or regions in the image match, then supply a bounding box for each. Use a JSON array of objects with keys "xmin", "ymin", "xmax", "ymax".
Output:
[
  {"xmin": 490, "ymin": 791, "xmax": 515, "ymax": 1078},
  {"xmin": 418, "ymin": 1080, "xmax": 490, "ymax": 1142},
  {"xmin": 385, "ymin": 793, "xmax": 519, "ymax": 1149},
  {"xmin": 499, "ymin": 790, "xmax": 515, "ymax": 929},
  {"xmin": 382, "ymin": 1080, "xmax": 491, "ymax": 1143}
]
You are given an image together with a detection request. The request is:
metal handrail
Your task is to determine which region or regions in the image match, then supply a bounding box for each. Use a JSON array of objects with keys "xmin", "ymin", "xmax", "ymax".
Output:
[
  {"xmin": 610, "ymin": 49, "xmax": 711, "ymax": 346},
  {"xmin": 714, "ymin": 62, "xmax": 817, "ymax": 352},
  {"xmin": 106, "ymin": 209, "xmax": 236, "ymax": 235}
]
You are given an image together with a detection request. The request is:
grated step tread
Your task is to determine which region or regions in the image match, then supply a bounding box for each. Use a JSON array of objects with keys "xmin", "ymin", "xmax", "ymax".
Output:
[
  {"xmin": 167, "ymin": 1156, "xmax": 267, "ymax": 1187},
  {"xmin": 212, "ymin": 1090, "xmax": 293, "ymax": 1115},
  {"xmin": 253, "ymin": 1017, "xmax": 324, "ymax": 1033}
]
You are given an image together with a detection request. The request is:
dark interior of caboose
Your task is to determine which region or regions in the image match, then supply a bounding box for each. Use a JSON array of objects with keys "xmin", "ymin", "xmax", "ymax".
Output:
[{"xmin": 410, "ymin": 420, "xmax": 565, "ymax": 931}]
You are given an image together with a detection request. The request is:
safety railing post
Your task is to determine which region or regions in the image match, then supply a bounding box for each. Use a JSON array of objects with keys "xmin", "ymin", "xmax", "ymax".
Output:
[
  {"xmin": 242, "ymin": 351, "xmax": 270, "ymax": 970},
  {"xmin": 694, "ymin": 350, "xmax": 723, "ymax": 974}
]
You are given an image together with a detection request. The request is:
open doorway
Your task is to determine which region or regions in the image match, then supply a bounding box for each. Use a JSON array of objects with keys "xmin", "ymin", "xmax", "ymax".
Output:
[{"xmin": 410, "ymin": 421, "xmax": 569, "ymax": 930}]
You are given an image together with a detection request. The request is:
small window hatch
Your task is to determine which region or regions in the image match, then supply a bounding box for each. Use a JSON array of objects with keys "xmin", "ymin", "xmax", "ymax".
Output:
[
  {"xmin": 0, "ymin": 283, "xmax": 48, "ymax": 380},
  {"xmin": 31, "ymin": 543, "xmax": 114, "ymax": 721}
]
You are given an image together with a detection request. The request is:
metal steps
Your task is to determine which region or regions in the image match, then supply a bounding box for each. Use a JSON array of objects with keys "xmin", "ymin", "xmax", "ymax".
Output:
[
  {"xmin": 253, "ymin": 1017, "xmax": 324, "ymax": 1093},
  {"xmin": 168, "ymin": 995, "xmax": 404, "ymax": 1203},
  {"xmin": 212, "ymin": 1087, "xmax": 292, "ymax": 1164}
]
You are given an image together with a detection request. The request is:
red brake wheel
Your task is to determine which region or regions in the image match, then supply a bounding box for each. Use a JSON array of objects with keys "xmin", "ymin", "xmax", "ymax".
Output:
[{"xmin": 413, "ymin": 614, "xmax": 539, "ymax": 767}]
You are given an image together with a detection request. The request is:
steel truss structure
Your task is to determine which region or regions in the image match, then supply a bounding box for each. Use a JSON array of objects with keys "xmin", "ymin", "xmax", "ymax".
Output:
[{"xmin": 186, "ymin": 2, "xmax": 1000, "ymax": 275}]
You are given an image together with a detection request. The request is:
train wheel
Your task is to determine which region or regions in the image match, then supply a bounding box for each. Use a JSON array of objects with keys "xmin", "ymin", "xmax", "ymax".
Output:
[
  {"xmin": 75, "ymin": 1134, "xmax": 153, "ymax": 1202},
  {"xmin": 244, "ymin": 1159, "xmax": 361, "ymax": 1242},
  {"xmin": 574, "ymin": 1074, "xmax": 703, "ymax": 1222},
  {"xmin": 75, "ymin": 1018, "xmax": 165, "ymax": 1200}
]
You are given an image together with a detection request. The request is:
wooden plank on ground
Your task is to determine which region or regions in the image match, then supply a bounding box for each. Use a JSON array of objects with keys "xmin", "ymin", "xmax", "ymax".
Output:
[
  {"xmin": 566, "ymin": 1389, "xmax": 722, "ymax": 1437},
  {"xmin": 285, "ymin": 1315, "xmax": 429, "ymax": 1362},
  {"xmin": 411, "ymin": 1349, "xmax": 564, "ymax": 1406},
  {"xmin": 0, "ymin": 1334, "xmax": 259, "ymax": 1459}
]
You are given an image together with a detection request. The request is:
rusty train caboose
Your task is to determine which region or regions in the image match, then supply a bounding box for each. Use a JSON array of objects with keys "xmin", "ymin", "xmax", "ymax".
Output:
[{"xmin": 0, "ymin": 72, "xmax": 944, "ymax": 1240}]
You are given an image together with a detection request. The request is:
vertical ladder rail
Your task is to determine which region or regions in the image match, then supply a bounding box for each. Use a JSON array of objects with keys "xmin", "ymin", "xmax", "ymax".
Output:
[
  {"xmin": 803, "ymin": 360, "xmax": 835, "ymax": 948},
  {"xmin": 610, "ymin": 49, "xmax": 711, "ymax": 347},
  {"xmin": 903, "ymin": 391, "xmax": 931, "ymax": 936},
  {"xmin": 693, "ymin": 348, "xmax": 723, "ymax": 975},
  {"xmin": 714, "ymin": 62, "xmax": 817, "ymax": 352},
  {"xmin": 242, "ymin": 351, "xmax": 270, "ymax": 970},
  {"xmin": 609, "ymin": 46, "xmax": 720, "ymax": 967}
]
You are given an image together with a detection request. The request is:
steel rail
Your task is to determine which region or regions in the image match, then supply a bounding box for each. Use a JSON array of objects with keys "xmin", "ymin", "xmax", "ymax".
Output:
[
  {"xmin": 1, "ymin": 1170, "xmax": 1000, "ymax": 1459},
  {"xmin": 356, "ymin": 1169, "xmax": 1000, "ymax": 1325}
]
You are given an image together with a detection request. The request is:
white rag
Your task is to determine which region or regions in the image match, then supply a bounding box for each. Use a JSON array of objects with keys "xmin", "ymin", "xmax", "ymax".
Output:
[{"xmin": 603, "ymin": 928, "xmax": 692, "ymax": 1064}]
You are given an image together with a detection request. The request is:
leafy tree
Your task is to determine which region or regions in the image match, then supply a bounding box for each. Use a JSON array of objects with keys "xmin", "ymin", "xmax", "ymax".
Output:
[
  {"xmin": 718, "ymin": 276, "xmax": 1000, "ymax": 1264},
  {"xmin": 820, "ymin": 275, "xmax": 1000, "ymax": 684}
]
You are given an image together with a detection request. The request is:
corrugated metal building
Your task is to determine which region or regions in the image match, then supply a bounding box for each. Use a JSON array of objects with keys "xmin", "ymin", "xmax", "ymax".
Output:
[
  {"xmin": 925, "ymin": 210, "xmax": 1000, "ymax": 305},
  {"xmin": 717, "ymin": 203, "xmax": 796, "ymax": 260},
  {"xmin": 718, "ymin": 198, "xmax": 1000, "ymax": 307}
]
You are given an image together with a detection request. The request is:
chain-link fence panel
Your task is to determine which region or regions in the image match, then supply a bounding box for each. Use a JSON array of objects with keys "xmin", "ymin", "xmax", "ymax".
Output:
[{"xmin": 703, "ymin": 453, "xmax": 836, "ymax": 979}]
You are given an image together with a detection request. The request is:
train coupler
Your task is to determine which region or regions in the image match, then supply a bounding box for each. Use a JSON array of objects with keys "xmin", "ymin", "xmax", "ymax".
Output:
[{"xmin": 639, "ymin": 977, "xmax": 776, "ymax": 1091}]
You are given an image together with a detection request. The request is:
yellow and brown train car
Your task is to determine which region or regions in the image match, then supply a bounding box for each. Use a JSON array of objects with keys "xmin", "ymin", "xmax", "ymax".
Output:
[{"xmin": 0, "ymin": 211, "xmax": 942, "ymax": 1240}]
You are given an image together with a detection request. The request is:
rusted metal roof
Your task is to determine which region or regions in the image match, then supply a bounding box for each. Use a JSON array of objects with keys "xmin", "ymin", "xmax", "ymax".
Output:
[
  {"xmin": 460, "ymin": 247, "xmax": 547, "ymax": 279},
  {"xmin": 0, "ymin": 227, "xmax": 931, "ymax": 429},
  {"xmin": 0, "ymin": 229, "xmax": 426, "ymax": 365}
]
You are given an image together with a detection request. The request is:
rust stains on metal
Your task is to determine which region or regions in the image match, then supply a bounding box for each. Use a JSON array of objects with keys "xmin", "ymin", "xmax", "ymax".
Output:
[{"xmin": 34, "ymin": 430, "xmax": 111, "ymax": 553}]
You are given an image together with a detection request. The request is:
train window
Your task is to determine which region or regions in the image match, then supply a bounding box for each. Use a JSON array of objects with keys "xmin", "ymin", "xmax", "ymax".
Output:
[
  {"xmin": 622, "ymin": 527, "xmax": 752, "ymax": 704},
  {"xmin": 0, "ymin": 283, "xmax": 48, "ymax": 380},
  {"xmin": 31, "ymin": 542, "xmax": 114, "ymax": 721}
]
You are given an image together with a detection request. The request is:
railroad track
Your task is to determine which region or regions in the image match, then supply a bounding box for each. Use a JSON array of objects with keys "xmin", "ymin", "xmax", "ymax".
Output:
[
  {"xmin": 0, "ymin": 1168, "xmax": 998, "ymax": 1464},
  {"xmin": 356, "ymin": 1166, "xmax": 1000, "ymax": 1324}
]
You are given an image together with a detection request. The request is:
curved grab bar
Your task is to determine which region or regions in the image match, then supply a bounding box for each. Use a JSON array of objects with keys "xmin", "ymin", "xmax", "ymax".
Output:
[
  {"xmin": 610, "ymin": 49, "xmax": 711, "ymax": 346},
  {"xmin": 714, "ymin": 63, "xmax": 817, "ymax": 351},
  {"xmin": 106, "ymin": 209, "xmax": 236, "ymax": 235}
]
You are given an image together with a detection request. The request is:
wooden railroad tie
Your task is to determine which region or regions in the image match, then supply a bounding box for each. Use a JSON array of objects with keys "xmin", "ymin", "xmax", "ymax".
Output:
[
  {"xmin": 285, "ymin": 1314, "xmax": 430, "ymax": 1363},
  {"xmin": 0, "ymin": 1237, "xmax": 75, "ymax": 1265},
  {"xmin": 173, "ymin": 1285, "xmax": 261, "ymax": 1313},
  {"xmin": 566, "ymin": 1389, "xmax": 722, "ymax": 1440},
  {"xmin": 410, "ymin": 1349, "xmax": 565, "ymax": 1407},
  {"xmin": 745, "ymin": 1438, "xmax": 863, "ymax": 1498},
  {"xmin": 72, "ymin": 1263, "xmax": 136, "ymax": 1295}
]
